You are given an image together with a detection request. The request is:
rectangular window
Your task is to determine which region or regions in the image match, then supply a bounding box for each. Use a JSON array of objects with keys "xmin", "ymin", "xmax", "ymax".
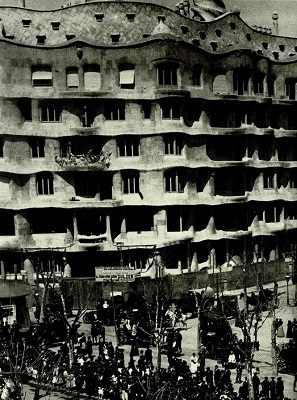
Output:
[
  {"xmin": 37, "ymin": 173, "xmax": 54, "ymax": 195},
  {"xmin": 31, "ymin": 138, "xmax": 45, "ymax": 158},
  {"xmin": 254, "ymin": 77, "xmax": 264, "ymax": 95},
  {"xmin": 165, "ymin": 170, "xmax": 184, "ymax": 193},
  {"xmin": 233, "ymin": 71, "xmax": 250, "ymax": 95},
  {"xmin": 32, "ymin": 68, "xmax": 52, "ymax": 87},
  {"xmin": 164, "ymin": 135, "xmax": 182, "ymax": 155},
  {"xmin": 19, "ymin": 99, "xmax": 32, "ymax": 121},
  {"xmin": 84, "ymin": 67, "xmax": 101, "ymax": 91},
  {"xmin": 67, "ymin": 68, "xmax": 79, "ymax": 90},
  {"xmin": 81, "ymin": 105, "xmax": 93, "ymax": 127},
  {"xmin": 158, "ymin": 64, "xmax": 178, "ymax": 86},
  {"xmin": 0, "ymin": 138, "xmax": 4, "ymax": 158},
  {"xmin": 118, "ymin": 137, "xmax": 139, "ymax": 157},
  {"xmin": 285, "ymin": 79, "xmax": 297, "ymax": 100},
  {"xmin": 75, "ymin": 176, "xmax": 98, "ymax": 198},
  {"xmin": 40, "ymin": 102, "xmax": 61, "ymax": 122},
  {"xmin": 193, "ymin": 65, "xmax": 202, "ymax": 86},
  {"xmin": 119, "ymin": 67, "xmax": 135, "ymax": 89},
  {"xmin": 161, "ymin": 102, "xmax": 180, "ymax": 120},
  {"xmin": 105, "ymin": 103, "xmax": 125, "ymax": 120},
  {"xmin": 263, "ymin": 171, "xmax": 274, "ymax": 189},
  {"xmin": 142, "ymin": 102, "xmax": 151, "ymax": 119},
  {"xmin": 60, "ymin": 138, "xmax": 83, "ymax": 156},
  {"xmin": 122, "ymin": 172, "xmax": 139, "ymax": 194}
]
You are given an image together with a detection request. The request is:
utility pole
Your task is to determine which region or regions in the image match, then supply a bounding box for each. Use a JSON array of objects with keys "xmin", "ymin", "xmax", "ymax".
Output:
[{"xmin": 110, "ymin": 278, "xmax": 119, "ymax": 347}]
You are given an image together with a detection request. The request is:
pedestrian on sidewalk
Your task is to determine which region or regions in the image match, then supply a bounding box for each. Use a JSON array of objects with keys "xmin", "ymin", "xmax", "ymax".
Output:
[
  {"xmin": 293, "ymin": 371, "xmax": 297, "ymax": 392},
  {"xmin": 235, "ymin": 362, "xmax": 243, "ymax": 383},
  {"xmin": 270, "ymin": 376, "xmax": 276, "ymax": 400},
  {"xmin": 253, "ymin": 372, "xmax": 260, "ymax": 400},
  {"xmin": 276, "ymin": 377, "xmax": 284, "ymax": 399}
]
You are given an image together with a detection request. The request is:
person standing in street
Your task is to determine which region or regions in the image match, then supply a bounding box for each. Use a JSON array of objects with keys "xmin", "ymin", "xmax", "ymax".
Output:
[
  {"xmin": 270, "ymin": 376, "xmax": 276, "ymax": 400},
  {"xmin": 253, "ymin": 371, "xmax": 260, "ymax": 400},
  {"xmin": 276, "ymin": 377, "xmax": 284, "ymax": 399}
]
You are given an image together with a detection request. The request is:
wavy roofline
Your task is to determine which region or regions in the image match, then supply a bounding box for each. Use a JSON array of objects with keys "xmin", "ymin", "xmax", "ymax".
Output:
[
  {"xmin": 0, "ymin": 0, "xmax": 295, "ymax": 40},
  {"xmin": 0, "ymin": 32, "xmax": 296, "ymax": 64}
]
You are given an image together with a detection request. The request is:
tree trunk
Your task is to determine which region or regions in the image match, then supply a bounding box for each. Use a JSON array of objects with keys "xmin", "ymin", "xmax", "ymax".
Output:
[{"xmin": 271, "ymin": 311, "xmax": 277, "ymax": 376}]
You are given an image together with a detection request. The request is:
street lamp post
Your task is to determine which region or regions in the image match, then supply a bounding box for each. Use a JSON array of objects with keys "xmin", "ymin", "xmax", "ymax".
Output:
[{"xmin": 285, "ymin": 273, "xmax": 290, "ymax": 306}]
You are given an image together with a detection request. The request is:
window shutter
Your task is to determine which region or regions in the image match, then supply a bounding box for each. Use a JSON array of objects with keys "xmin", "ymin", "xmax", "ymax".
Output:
[{"xmin": 84, "ymin": 71, "xmax": 101, "ymax": 91}]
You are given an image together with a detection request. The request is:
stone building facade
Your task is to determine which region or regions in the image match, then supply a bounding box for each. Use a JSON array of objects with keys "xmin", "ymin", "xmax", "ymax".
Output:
[{"xmin": 0, "ymin": 1, "xmax": 296, "ymax": 282}]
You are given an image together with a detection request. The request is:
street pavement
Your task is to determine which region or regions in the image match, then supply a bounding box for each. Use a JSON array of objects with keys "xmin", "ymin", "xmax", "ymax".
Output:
[{"xmin": 22, "ymin": 280, "xmax": 297, "ymax": 399}]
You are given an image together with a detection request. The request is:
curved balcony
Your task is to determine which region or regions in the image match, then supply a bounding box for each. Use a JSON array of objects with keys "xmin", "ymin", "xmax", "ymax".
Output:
[
  {"xmin": 77, "ymin": 233, "xmax": 106, "ymax": 250},
  {"xmin": 54, "ymin": 150, "xmax": 111, "ymax": 169}
]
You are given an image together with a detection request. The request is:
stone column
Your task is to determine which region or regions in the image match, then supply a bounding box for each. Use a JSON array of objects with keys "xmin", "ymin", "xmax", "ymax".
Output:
[
  {"xmin": 0, "ymin": 260, "xmax": 5, "ymax": 278},
  {"xmin": 120, "ymin": 215, "xmax": 127, "ymax": 239},
  {"xmin": 106, "ymin": 214, "xmax": 112, "ymax": 241},
  {"xmin": 73, "ymin": 212, "xmax": 78, "ymax": 241}
]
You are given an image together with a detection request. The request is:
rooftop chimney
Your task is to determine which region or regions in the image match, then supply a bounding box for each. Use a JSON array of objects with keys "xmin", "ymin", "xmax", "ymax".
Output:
[{"xmin": 272, "ymin": 11, "xmax": 279, "ymax": 35}]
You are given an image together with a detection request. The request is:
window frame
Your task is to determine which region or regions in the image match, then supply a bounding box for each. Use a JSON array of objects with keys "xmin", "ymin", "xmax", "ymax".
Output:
[
  {"xmin": 105, "ymin": 102, "xmax": 125, "ymax": 121},
  {"xmin": 161, "ymin": 101, "xmax": 181, "ymax": 120},
  {"xmin": 36, "ymin": 173, "xmax": 54, "ymax": 195},
  {"xmin": 122, "ymin": 171, "xmax": 140, "ymax": 194},
  {"xmin": 157, "ymin": 63, "xmax": 178, "ymax": 86},
  {"xmin": 66, "ymin": 68, "xmax": 79, "ymax": 91},
  {"xmin": 119, "ymin": 64, "xmax": 135, "ymax": 89},
  {"xmin": 263, "ymin": 171, "xmax": 274, "ymax": 189},
  {"xmin": 118, "ymin": 137, "xmax": 140, "ymax": 157},
  {"xmin": 164, "ymin": 135, "xmax": 182, "ymax": 155},
  {"xmin": 164, "ymin": 170, "xmax": 184, "ymax": 193},
  {"xmin": 40, "ymin": 102, "xmax": 61, "ymax": 123},
  {"xmin": 32, "ymin": 68, "xmax": 53, "ymax": 87},
  {"xmin": 31, "ymin": 138, "xmax": 45, "ymax": 158}
]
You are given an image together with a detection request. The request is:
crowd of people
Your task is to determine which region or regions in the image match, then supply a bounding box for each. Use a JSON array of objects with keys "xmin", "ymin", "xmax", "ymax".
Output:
[{"xmin": 0, "ymin": 288, "xmax": 296, "ymax": 400}]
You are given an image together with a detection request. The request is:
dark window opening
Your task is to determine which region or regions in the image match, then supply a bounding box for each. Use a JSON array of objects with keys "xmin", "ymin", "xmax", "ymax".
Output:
[
  {"xmin": 196, "ymin": 170, "xmax": 211, "ymax": 193},
  {"xmin": 126, "ymin": 208, "xmax": 153, "ymax": 232},
  {"xmin": 75, "ymin": 174, "xmax": 99, "ymax": 198},
  {"xmin": 60, "ymin": 137, "xmax": 102, "ymax": 157},
  {"xmin": 233, "ymin": 69, "xmax": 250, "ymax": 95},
  {"xmin": 165, "ymin": 170, "xmax": 184, "ymax": 193},
  {"xmin": 22, "ymin": 19, "xmax": 31, "ymax": 27},
  {"xmin": 118, "ymin": 137, "xmax": 139, "ymax": 157},
  {"xmin": 30, "ymin": 209, "xmax": 66, "ymax": 234},
  {"xmin": 161, "ymin": 101, "xmax": 180, "ymax": 120},
  {"xmin": 0, "ymin": 138, "xmax": 3, "ymax": 157},
  {"xmin": 19, "ymin": 99, "xmax": 32, "ymax": 121},
  {"xmin": 192, "ymin": 65, "xmax": 202, "ymax": 86},
  {"xmin": 142, "ymin": 102, "xmax": 151, "ymax": 119},
  {"xmin": 286, "ymin": 79, "xmax": 297, "ymax": 100},
  {"xmin": 0, "ymin": 211, "xmax": 14, "ymax": 236},
  {"xmin": 36, "ymin": 35, "xmax": 46, "ymax": 45},
  {"xmin": 207, "ymin": 137, "xmax": 245, "ymax": 161},
  {"xmin": 40, "ymin": 102, "xmax": 61, "ymax": 122},
  {"xmin": 105, "ymin": 102, "xmax": 125, "ymax": 120},
  {"xmin": 81, "ymin": 105, "xmax": 93, "ymax": 127},
  {"xmin": 77, "ymin": 211, "xmax": 106, "ymax": 236},
  {"xmin": 254, "ymin": 73, "xmax": 265, "ymax": 95},
  {"xmin": 122, "ymin": 171, "xmax": 139, "ymax": 194},
  {"xmin": 157, "ymin": 63, "xmax": 178, "ymax": 86},
  {"xmin": 167, "ymin": 207, "xmax": 188, "ymax": 232},
  {"xmin": 263, "ymin": 171, "xmax": 274, "ymax": 189},
  {"xmin": 164, "ymin": 135, "xmax": 182, "ymax": 155},
  {"xmin": 31, "ymin": 138, "xmax": 45, "ymax": 158},
  {"xmin": 215, "ymin": 169, "xmax": 246, "ymax": 196},
  {"xmin": 51, "ymin": 21, "xmax": 60, "ymax": 31},
  {"xmin": 36, "ymin": 172, "xmax": 54, "ymax": 195}
]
